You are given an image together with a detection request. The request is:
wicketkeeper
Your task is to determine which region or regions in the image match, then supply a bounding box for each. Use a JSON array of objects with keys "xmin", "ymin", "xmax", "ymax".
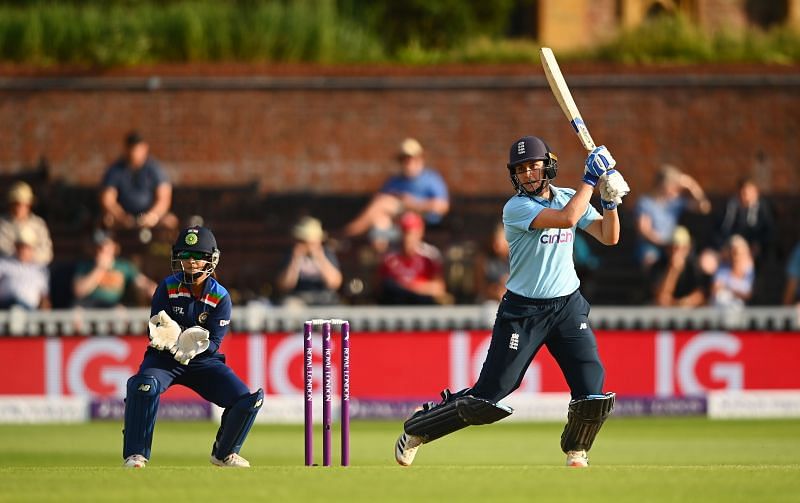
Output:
[
  {"xmin": 122, "ymin": 226, "xmax": 262, "ymax": 468},
  {"xmin": 395, "ymin": 136, "xmax": 630, "ymax": 467}
]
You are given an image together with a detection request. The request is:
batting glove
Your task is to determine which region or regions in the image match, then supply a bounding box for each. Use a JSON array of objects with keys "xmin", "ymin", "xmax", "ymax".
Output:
[
  {"xmin": 148, "ymin": 310, "xmax": 181, "ymax": 351},
  {"xmin": 598, "ymin": 169, "xmax": 631, "ymax": 210},
  {"xmin": 583, "ymin": 146, "xmax": 616, "ymax": 187}
]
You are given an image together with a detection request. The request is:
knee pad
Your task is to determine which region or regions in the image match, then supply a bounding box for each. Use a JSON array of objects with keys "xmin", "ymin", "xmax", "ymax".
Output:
[
  {"xmin": 213, "ymin": 389, "xmax": 264, "ymax": 459},
  {"xmin": 404, "ymin": 389, "xmax": 513, "ymax": 443},
  {"xmin": 123, "ymin": 375, "xmax": 161, "ymax": 459},
  {"xmin": 560, "ymin": 392, "xmax": 615, "ymax": 453}
]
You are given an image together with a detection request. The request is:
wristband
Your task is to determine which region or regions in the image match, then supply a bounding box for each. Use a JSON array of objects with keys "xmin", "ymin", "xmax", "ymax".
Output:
[
  {"xmin": 601, "ymin": 199, "xmax": 617, "ymax": 210},
  {"xmin": 582, "ymin": 173, "xmax": 599, "ymax": 187}
]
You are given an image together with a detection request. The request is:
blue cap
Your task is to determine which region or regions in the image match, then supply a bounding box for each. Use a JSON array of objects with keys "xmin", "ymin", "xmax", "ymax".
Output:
[{"xmin": 173, "ymin": 226, "xmax": 218, "ymax": 254}]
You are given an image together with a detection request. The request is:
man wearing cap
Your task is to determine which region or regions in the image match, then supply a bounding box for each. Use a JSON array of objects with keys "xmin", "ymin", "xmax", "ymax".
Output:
[
  {"xmin": 342, "ymin": 138, "xmax": 449, "ymax": 250},
  {"xmin": 0, "ymin": 181, "xmax": 53, "ymax": 265},
  {"xmin": 377, "ymin": 211, "xmax": 447, "ymax": 305},
  {"xmin": 99, "ymin": 131, "xmax": 178, "ymax": 240},
  {"xmin": 0, "ymin": 227, "xmax": 50, "ymax": 309},
  {"xmin": 275, "ymin": 216, "xmax": 343, "ymax": 306},
  {"xmin": 73, "ymin": 230, "xmax": 158, "ymax": 308}
]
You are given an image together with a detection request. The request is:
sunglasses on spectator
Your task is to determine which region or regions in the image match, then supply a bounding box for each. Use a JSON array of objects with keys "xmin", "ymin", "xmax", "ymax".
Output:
[{"xmin": 176, "ymin": 251, "xmax": 209, "ymax": 260}]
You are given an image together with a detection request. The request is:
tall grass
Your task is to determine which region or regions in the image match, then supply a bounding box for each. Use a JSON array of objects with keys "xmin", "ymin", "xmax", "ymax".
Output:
[
  {"xmin": 0, "ymin": 0, "xmax": 384, "ymax": 66},
  {"xmin": 594, "ymin": 14, "xmax": 800, "ymax": 64},
  {"xmin": 0, "ymin": 3, "xmax": 798, "ymax": 67}
]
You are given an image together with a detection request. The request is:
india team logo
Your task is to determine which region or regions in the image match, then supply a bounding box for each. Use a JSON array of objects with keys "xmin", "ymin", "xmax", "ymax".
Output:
[
  {"xmin": 198, "ymin": 312, "xmax": 208, "ymax": 325},
  {"xmin": 185, "ymin": 232, "xmax": 198, "ymax": 246}
]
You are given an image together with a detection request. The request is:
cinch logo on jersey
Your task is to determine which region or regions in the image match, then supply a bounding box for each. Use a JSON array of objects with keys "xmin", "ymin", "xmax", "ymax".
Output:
[
  {"xmin": 540, "ymin": 229, "xmax": 573, "ymax": 244},
  {"xmin": 509, "ymin": 333, "xmax": 520, "ymax": 350}
]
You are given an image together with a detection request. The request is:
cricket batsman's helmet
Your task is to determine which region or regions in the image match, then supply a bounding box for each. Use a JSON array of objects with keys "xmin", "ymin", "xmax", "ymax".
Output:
[
  {"xmin": 507, "ymin": 136, "xmax": 558, "ymax": 197},
  {"xmin": 171, "ymin": 226, "xmax": 220, "ymax": 284}
]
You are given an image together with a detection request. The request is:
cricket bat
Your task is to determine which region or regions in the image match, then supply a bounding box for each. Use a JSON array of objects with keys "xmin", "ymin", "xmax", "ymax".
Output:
[{"xmin": 539, "ymin": 47, "xmax": 596, "ymax": 152}]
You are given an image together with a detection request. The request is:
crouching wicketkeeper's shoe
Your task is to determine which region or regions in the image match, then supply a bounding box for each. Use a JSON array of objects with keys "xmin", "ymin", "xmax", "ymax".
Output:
[
  {"xmin": 565, "ymin": 450, "xmax": 589, "ymax": 467},
  {"xmin": 395, "ymin": 432, "xmax": 423, "ymax": 466},
  {"xmin": 210, "ymin": 453, "xmax": 251, "ymax": 468},
  {"xmin": 123, "ymin": 454, "xmax": 148, "ymax": 468}
]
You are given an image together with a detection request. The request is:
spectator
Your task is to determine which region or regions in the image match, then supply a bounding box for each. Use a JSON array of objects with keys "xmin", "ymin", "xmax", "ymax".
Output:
[
  {"xmin": 275, "ymin": 216, "xmax": 343, "ymax": 306},
  {"xmin": 651, "ymin": 226, "xmax": 708, "ymax": 307},
  {"xmin": 634, "ymin": 165, "xmax": 711, "ymax": 270},
  {"xmin": 342, "ymin": 138, "xmax": 449, "ymax": 251},
  {"xmin": 377, "ymin": 212, "xmax": 447, "ymax": 305},
  {"xmin": 473, "ymin": 223, "xmax": 509, "ymax": 303},
  {"xmin": 713, "ymin": 177, "xmax": 774, "ymax": 261},
  {"xmin": 99, "ymin": 131, "xmax": 179, "ymax": 242},
  {"xmin": 0, "ymin": 181, "xmax": 53, "ymax": 265},
  {"xmin": 0, "ymin": 227, "xmax": 50, "ymax": 310},
  {"xmin": 709, "ymin": 235, "xmax": 754, "ymax": 308},
  {"xmin": 783, "ymin": 241, "xmax": 800, "ymax": 305},
  {"xmin": 72, "ymin": 230, "xmax": 157, "ymax": 308}
]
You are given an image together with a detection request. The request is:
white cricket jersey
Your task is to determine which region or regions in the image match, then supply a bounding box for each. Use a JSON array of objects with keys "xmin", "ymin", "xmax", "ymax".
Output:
[{"xmin": 503, "ymin": 185, "xmax": 601, "ymax": 299}]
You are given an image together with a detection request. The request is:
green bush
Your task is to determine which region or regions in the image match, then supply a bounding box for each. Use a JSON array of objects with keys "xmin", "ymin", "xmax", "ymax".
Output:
[
  {"xmin": 593, "ymin": 13, "xmax": 800, "ymax": 64},
  {"xmin": 0, "ymin": 0, "xmax": 384, "ymax": 66},
  {"xmin": 0, "ymin": 2, "xmax": 798, "ymax": 67}
]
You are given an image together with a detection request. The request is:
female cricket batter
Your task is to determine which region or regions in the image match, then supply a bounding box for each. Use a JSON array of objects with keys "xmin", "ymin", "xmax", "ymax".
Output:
[
  {"xmin": 395, "ymin": 136, "xmax": 630, "ymax": 467},
  {"xmin": 123, "ymin": 226, "xmax": 262, "ymax": 468}
]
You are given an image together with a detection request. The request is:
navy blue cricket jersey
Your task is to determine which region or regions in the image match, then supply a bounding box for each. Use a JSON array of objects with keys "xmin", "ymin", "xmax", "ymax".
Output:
[{"xmin": 150, "ymin": 273, "xmax": 232, "ymax": 357}]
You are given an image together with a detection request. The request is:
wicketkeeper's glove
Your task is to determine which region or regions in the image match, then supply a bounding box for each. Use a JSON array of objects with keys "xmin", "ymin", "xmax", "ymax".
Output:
[
  {"xmin": 148, "ymin": 310, "xmax": 181, "ymax": 351},
  {"xmin": 172, "ymin": 326, "xmax": 210, "ymax": 365}
]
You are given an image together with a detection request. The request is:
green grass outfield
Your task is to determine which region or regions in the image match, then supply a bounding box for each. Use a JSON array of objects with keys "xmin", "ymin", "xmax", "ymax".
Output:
[{"xmin": 1, "ymin": 418, "xmax": 799, "ymax": 503}]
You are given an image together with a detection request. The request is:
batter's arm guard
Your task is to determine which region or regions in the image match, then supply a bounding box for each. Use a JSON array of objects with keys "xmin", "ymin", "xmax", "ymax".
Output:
[
  {"xmin": 403, "ymin": 389, "xmax": 513, "ymax": 443},
  {"xmin": 560, "ymin": 392, "xmax": 615, "ymax": 453}
]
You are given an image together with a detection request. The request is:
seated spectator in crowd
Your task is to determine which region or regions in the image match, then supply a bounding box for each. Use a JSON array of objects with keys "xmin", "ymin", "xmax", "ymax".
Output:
[
  {"xmin": 376, "ymin": 212, "xmax": 447, "ymax": 305},
  {"xmin": 783, "ymin": 241, "xmax": 800, "ymax": 306},
  {"xmin": 275, "ymin": 216, "xmax": 343, "ymax": 306},
  {"xmin": 709, "ymin": 235, "xmax": 754, "ymax": 308},
  {"xmin": 0, "ymin": 228, "xmax": 50, "ymax": 310},
  {"xmin": 0, "ymin": 181, "xmax": 53, "ymax": 265},
  {"xmin": 635, "ymin": 165, "xmax": 711, "ymax": 270},
  {"xmin": 343, "ymin": 138, "xmax": 449, "ymax": 251},
  {"xmin": 99, "ymin": 131, "xmax": 178, "ymax": 242},
  {"xmin": 72, "ymin": 230, "xmax": 157, "ymax": 308},
  {"xmin": 474, "ymin": 223, "xmax": 509, "ymax": 303},
  {"xmin": 651, "ymin": 226, "xmax": 708, "ymax": 307},
  {"xmin": 713, "ymin": 177, "xmax": 774, "ymax": 262}
]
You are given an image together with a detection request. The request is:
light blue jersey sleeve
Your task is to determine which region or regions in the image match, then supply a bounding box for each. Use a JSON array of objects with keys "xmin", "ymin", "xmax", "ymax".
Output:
[
  {"xmin": 504, "ymin": 195, "xmax": 544, "ymax": 232},
  {"xmin": 578, "ymin": 199, "xmax": 602, "ymax": 230}
]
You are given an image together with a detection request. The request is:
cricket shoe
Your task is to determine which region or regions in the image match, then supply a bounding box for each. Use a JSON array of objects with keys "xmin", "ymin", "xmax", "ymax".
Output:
[
  {"xmin": 123, "ymin": 454, "xmax": 148, "ymax": 468},
  {"xmin": 565, "ymin": 450, "xmax": 589, "ymax": 467},
  {"xmin": 395, "ymin": 432, "xmax": 423, "ymax": 466},
  {"xmin": 210, "ymin": 453, "xmax": 251, "ymax": 468}
]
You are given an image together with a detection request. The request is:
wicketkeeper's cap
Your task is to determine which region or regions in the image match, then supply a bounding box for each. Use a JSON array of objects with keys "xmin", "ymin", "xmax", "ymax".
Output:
[
  {"xmin": 173, "ymin": 226, "xmax": 218, "ymax": 254},
  {"xmin": 507, "ymin": 136, "xmax": 550, "ymax": 169}
]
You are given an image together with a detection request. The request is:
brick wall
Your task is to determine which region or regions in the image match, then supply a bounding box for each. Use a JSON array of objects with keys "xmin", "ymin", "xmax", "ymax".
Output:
[{"xmin": 0, "ymin": 67, "xmax": 798, "ymax": 198}]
